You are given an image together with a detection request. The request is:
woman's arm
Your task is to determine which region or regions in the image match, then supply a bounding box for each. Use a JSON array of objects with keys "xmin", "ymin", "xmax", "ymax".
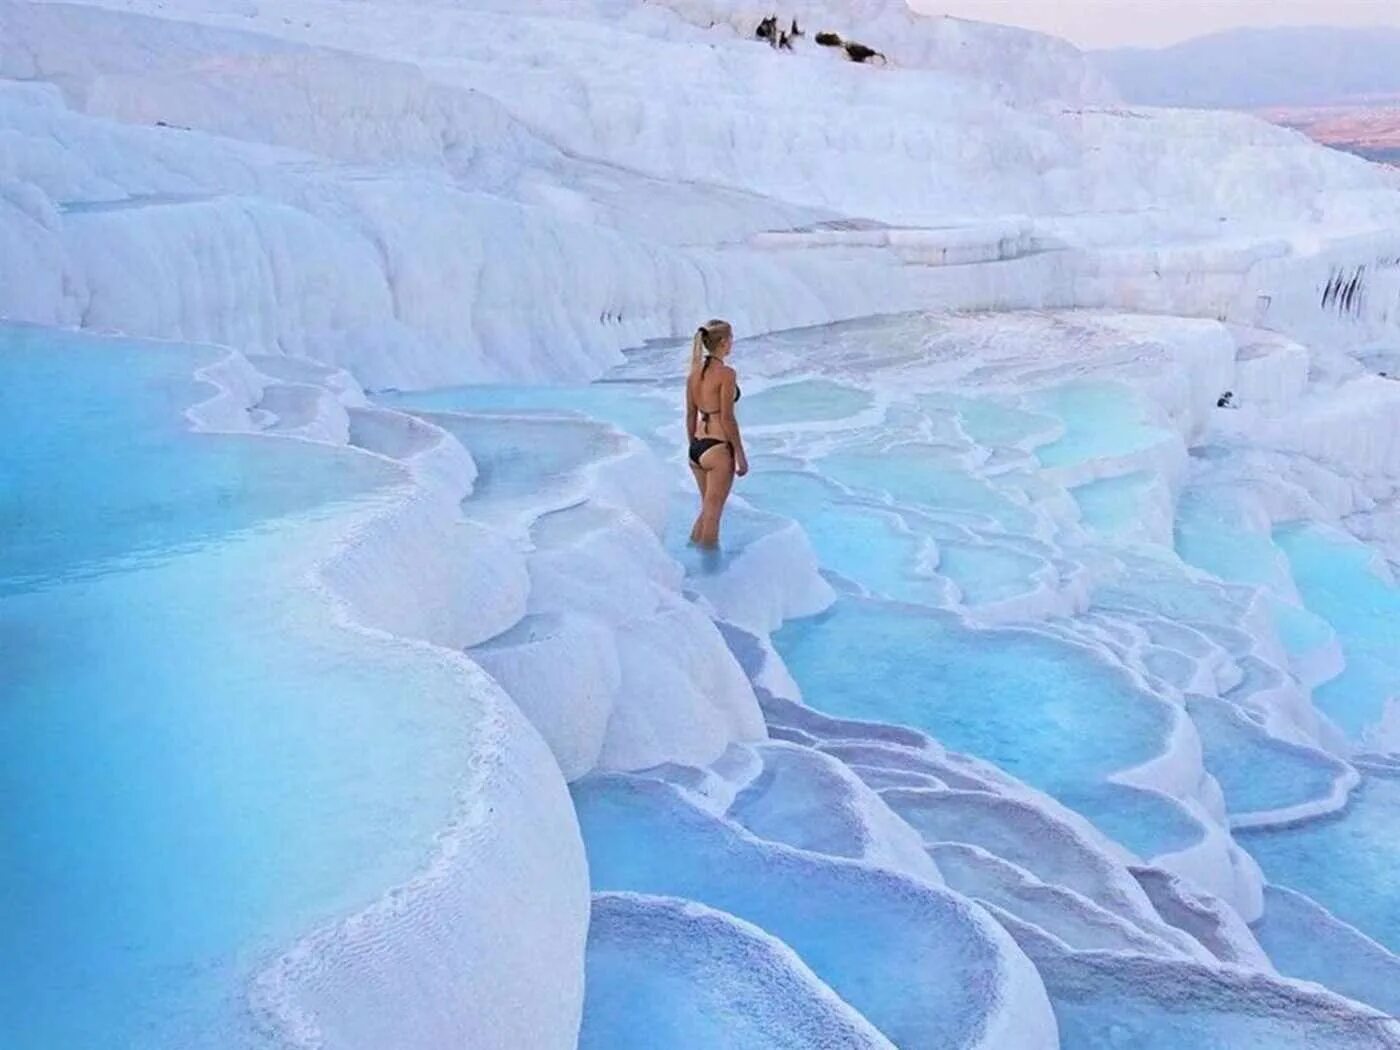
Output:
[
  {"xmin": 719, "ymin": 369, "xmax": 748, "ymax": 476},
  {"xmin": 684, "ymin": 379, "xmax": 696, "ymax": 442}
]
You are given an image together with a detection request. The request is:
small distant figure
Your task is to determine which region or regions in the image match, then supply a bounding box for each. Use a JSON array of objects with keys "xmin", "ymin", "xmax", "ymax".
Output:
[
  {"xmin": 778, "ymin": 29, "xmax": 793, "ymax": 50},
  {"xmin": 844, "ymin": 41, "xmax": 886, "ymax": 64},
  {"xmin": 815, "ymin": 30, "xmax": 842, "ymax": 47},
  {"xmin": 755, "ymin": 14, "xmax": 778, "ymax": 45},
  {"xmin": 1217, "ymin": 391, "xmax": 1235, "ymax": 408},
  {"xmin": 789, "ymin": 18, "xmax": 804, "ymax": 39}
]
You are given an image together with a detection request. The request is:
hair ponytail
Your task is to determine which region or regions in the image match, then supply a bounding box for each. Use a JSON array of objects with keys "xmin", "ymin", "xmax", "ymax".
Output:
[{"xmin": 690, "ymin": 325, "xmax": 707, "ymax": 375}]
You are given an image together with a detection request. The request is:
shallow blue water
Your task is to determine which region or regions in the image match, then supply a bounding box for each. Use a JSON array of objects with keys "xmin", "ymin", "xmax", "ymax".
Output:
[
  {"xmin": 1274, "ymin": 524, "xmax": 1400, "ymax": 739},
  {"xmin": 421, "ymin": 411, "xmax": 620, "ymax": 511},
  {"xmin": 663, "ymin": 499, "xmax": 775, "ymax": 577},
  {"xmin": 772, "ymin": 598, "xmax": 1192, "ymax": 856},
  {"xmin": 1174, "ymin": 495, "xmax": 1334, "ymax": 663},
  {"xmin": 1185, "ymin": 696, "xmax": 1345, "ymax": 818},
  {"xmin": 1175, "ymin": 492, "xmax": 1290, "ymax": 593},
  {"xmin": 573, "ymin": 775, "xmax": 997, "ymax": 1049},
  {"xmin": 1031, "ymin": 382, "xmax": 1170, "ymax": 469},
  {"xmin": 1071, "ymin": 471, "xmax": 1157, "ymax": 537},
  {"xmin": 820, "ymin": 446, "xmax": 1037, "ymax": 533},
  {"xmin": 740, "ymin": 470, "xmax": 943, "ymax": 602},
  {"xmin": 377, "ymin": 381, "xmax": 672, "ymax": 445},
  {"xmin": 0, "ymin": 327, "xmax": 473, "ymax": 1048},
  {"xmin": 936, "ymin": 541, "xmax": 1043, "ymax": 605},
  {"xmin": 1269, "ymin": 598, "xmax": 1337, "ymax": 661},
  {"xmin": 738, "ymin": 379, "xmax": 871, "ymax": 426},
  {"xmin": 1043, "ymin": 953, "xmax": 1391, "ymax": 1049},
  {"xmin": 1252, "ymin": 885, "xmax": 1400, "ymax": 1020},
  {"xmin": 1241, "ymin": 772, "xmax": 1400, "ymax": 955},
  {"xmin": 1054, "ymin": 782, "xmax": 1204, "ymax": 860},
  {"xmin": 580, "ymin": 894, "xmax": 885, "ymax": 1050},
  {"xmin": 1094, "ymin": 553, "xmax": 1247, "ymax": 627},
  {"xmin": 921, "ymin": 392, "xmax": 1057, "ymax": 450},
  {"xmin": 1225, "ymin": 527, "xmax": 1400, "ymax": 954}
]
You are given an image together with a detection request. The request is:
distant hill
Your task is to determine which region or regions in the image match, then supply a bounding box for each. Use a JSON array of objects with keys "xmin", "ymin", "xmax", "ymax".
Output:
[
  {"xmin": 1090, "ymin": 25, "xmax": 1400, "ymax": 109},
  {"xmin": 1259, "ymin": 103, "xmax": 1400, "ymax": 168}
]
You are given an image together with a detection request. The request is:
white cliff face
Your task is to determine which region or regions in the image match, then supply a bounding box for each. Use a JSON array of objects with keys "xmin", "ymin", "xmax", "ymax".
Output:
[
  {"xmin": 5, "ymin": 2, "xmax": 1400, "ymax": 1049},
  {"xmin": 5, "ymin": 0, "xmax": 1400, "ymax": 390}
]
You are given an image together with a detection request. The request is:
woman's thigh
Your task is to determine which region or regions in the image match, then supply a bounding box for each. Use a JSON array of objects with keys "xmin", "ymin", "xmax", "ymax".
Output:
[{"xmin": 689, "ymin": 460, "xmax": 707, "ymax": 495}]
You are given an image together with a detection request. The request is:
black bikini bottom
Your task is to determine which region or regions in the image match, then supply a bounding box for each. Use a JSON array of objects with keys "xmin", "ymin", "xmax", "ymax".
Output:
[{"xmin": 688, "ymin": 436, "xmax": 732, "ymax": 466}]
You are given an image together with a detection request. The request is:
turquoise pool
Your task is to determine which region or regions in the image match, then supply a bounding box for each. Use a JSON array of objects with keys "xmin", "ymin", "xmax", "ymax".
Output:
[{"xmin": 1, "ymin": 327, "xmax": 477, "ymax": 1047}]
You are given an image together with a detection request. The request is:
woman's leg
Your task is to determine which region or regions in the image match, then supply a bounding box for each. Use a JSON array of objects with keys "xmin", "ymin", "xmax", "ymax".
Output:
[
  {"xmin": 696, "ymin": 446, "xmax": 735, "ymax": 547},
  {"xmin": 688, "ymin": 460, "xmax": 708, "ymax": 543}
]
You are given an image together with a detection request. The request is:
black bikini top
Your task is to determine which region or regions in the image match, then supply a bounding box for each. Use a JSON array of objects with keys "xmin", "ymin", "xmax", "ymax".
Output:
[{"xmin": 697, "ymin": 355, "xmax": 739, "ymax": 422}]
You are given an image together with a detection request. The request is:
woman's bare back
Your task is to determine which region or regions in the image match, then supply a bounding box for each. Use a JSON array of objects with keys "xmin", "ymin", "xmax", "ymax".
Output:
[{"xmin": 690, "ymin": 360, "xmax": 735, "ymax": 438}]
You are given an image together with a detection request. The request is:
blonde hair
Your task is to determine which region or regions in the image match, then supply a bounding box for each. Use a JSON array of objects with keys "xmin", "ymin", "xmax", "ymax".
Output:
[{"xmin": 689, "ymin": 319, "xmax": 733, "ymax": 374}]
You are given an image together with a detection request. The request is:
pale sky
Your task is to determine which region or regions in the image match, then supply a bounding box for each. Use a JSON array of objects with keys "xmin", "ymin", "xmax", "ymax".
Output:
[{"xmin": 909, "ymin": 0, "xmax": 1400, "ymax": 49}]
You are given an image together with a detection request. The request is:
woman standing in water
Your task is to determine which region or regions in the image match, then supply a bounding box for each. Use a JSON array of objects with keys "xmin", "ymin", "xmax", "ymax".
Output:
[{"xmin": 685, "ymin": 319, "xmax": 747, "ymax": 547}]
